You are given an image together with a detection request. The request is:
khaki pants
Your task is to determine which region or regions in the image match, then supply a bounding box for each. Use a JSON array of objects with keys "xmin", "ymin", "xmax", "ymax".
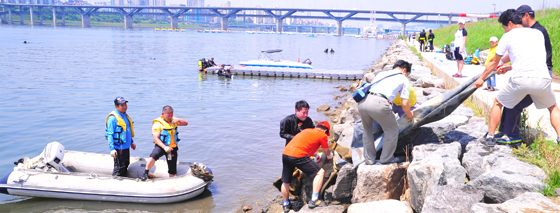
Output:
[{"xmin": 358, "ymin": 95, "xmax": 398, "ymax": 164}]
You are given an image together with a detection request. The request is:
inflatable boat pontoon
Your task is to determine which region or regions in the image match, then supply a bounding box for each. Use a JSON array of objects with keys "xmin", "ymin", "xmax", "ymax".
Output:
[{"xmin": 0, "ymin": 142, "xmax": 213, "ymax": 203}]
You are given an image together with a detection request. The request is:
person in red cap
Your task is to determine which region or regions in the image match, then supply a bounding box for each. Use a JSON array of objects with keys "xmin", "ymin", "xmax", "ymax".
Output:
[{"xmin": 280, "ymin": 121, "xmax": 332, "ymax": 212}]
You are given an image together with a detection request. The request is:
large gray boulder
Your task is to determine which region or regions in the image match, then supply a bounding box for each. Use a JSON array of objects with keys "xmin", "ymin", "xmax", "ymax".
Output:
[
  {"xmin": 333, "ymin": 122, "xmax": 354, "ymax": 148},
  {"xmin": 333, "ymin": 122, "xmax": 352, "ymax": 143},
  {"xmin": 352, "ymin": 163, "xmax": 409, "ymax": 203},
  {"xmin": 463, "ymin": 142, "xmax": 546, "ymax": 203},
  {"xmin": 422, "ymin": 87, "xmax": 448, "ymax": 96},
  {"xmin": 462, "ymin": 143, "xmax": 514, "ymax": 180},
  {"xmin": 408, "ymin": 152, "xmax": 466, "ymax": 213},
  {"xmin": 470, "ymin": 192, "xmax": 560, "ymax": 212},
  {"xmin": 398, "ymin": 119, "xmax": 458, "ymax": 149},
  {"xmin": 467, "ymin": 169, "xmax": 545, "ymax": 203},
  {"xmin": 348, "ymin": 199, "xmax": 413, "ymax": 213},
  {"xmin": 449, "ymin": 104, "xmax": 474, "ymax": 118},
  {"xmin": 435, "ymin": 115, "xmax": 469, "ymax": 128},
  {"xmin": 420, "ymin": 77, "xmax": 445, "ymax": 89},
  {"xmin": 331, "ymin": 163, "xmax": 356, "ymax": 202},
  {"xmin": 422, "ymin": 184, "xmax": 484, "ymax": 213},
  {"xmin": 339, "ymin": 108, "xmax": 360, "ymax": 125},
  {"xmin": 444, "ymin": 122, "xmax": 487, "ymax": 147},
  {"xmin": 463, "ymin": 142, "xmax": 546, "ymax": 180},
  {"xmin": 412, "ymin": 142, "xmax": 462, "ymax": 162}
]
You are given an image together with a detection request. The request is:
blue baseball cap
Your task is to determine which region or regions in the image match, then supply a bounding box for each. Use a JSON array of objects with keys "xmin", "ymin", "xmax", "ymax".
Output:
[{"xmin": 114, "ymin": 97, "xmax": 128, "ymax": 105}]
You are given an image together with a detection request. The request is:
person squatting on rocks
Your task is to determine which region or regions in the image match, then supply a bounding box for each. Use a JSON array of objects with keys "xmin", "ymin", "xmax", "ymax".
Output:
[
  {"xmin": 484, "ymin": 36, "xmax": 500, "ymax": 92},
  {"xmin": 105, "ymin": 97, "xmax": 136, "ymax": 177},
  {"xmin": 428, "ymin": 29, "xmax": 435, "ymax": 52},
  {"xmin": 494, "ymin": 5, "xmax": 555, "ymax": 145},
  {"xmin": 452, "ymin": 19, "xmax": 468, "ymax": 78},
  {"xmin": 280, "ymin": 100, "xmax": 315, "ymax": 146},
  {"xmin": 141, "ymin": 105, "xmax": 189, "ymax": 181},
  {"xmin": 475, "ymin": 9, "xmax": 560, "ymax": 147},
  {"xmin": 392, "ymin": 84, "xmax": 418, "ymax": 117},
  {"xmin": 358, "ymin": 60, "xmax": 414, "ymax": 165},
  {"xmin": 418, "ymin": 29, "xmax": 427, "ymax": 52},
  {"xmin": 280, "ymin": 121, "xmax": 332, "ymax": 213}
]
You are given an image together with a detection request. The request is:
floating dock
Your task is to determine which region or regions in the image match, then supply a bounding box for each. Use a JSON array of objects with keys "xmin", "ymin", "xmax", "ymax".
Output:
[{"xmin": 205, "ymin": 67, "xmax": 363, "ymax": 80}]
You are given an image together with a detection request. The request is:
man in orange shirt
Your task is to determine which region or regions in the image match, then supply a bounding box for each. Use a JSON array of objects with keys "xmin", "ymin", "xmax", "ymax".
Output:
[{"xmin": 281, "ymin": 121, "xmax": 332, "ymax": 212}]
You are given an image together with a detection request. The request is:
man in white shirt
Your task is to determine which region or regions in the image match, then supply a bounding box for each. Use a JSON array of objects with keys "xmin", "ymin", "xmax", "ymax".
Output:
[
  {"xmin": 474, "ymin": 9, "xmax": 560, "ymax": 147},
  {"xmin": 358, "ymin": 60, "xmax": 414, "ymax": 165}
]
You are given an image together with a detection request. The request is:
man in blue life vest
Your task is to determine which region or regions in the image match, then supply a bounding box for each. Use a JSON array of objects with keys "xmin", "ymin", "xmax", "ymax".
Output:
[
  {"xmin": 140, "ymin": 105, "xmax": 188, "ymax": 181},
  {"xmin": 105, "ymin": 97, "xmax": 136, "ymax": 177}
]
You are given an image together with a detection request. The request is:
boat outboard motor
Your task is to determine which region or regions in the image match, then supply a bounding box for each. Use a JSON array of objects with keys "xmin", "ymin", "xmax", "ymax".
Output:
[
  {"xmin": 19, "ymin": 142, "xmax": 69, "ymax": 172},
  {"xmin": 40, "ymin": 141, "xmax": 66, "ymax": 171}
]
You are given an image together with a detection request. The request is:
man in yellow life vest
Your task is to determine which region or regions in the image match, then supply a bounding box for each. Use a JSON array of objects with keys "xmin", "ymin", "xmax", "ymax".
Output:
[
  {"xmin": 105, "ymin": 97, "xmax": 136, "ymax": 177},
  {"xmin": 140, "ymin": 105, "xmax": 188, "ymax": 181}
]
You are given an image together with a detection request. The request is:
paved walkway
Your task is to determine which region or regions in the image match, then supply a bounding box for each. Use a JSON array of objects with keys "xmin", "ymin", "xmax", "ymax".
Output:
[{"xmin": 408, "ymin": 39, "xmax": 560, "ymax": 140}]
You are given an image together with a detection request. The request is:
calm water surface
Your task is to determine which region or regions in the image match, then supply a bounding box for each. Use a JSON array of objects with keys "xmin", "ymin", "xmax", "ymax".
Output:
[{"xmin": 0, "ymin": 25, "xmax": 391, "ymax": 212}]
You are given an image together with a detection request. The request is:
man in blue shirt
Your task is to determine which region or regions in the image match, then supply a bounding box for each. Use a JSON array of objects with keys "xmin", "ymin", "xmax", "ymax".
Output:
[{"xmin": 105, "ymin": 97, "xmax": 136, "ymax": 177}]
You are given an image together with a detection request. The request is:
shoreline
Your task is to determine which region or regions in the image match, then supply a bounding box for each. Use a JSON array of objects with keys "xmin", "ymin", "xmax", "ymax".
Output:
[{"xmin": 260, "ymin": 38, "xmax": 560, "ymax": 212}]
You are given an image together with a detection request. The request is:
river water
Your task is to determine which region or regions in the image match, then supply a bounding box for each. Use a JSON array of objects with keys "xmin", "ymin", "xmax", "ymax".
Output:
[{"xmin": 0, "ymin": 25, "xmax": 391, "ymax": 212}]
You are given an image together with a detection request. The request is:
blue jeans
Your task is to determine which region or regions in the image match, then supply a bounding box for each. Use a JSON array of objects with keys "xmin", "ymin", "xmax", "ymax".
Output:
[
  {"xmin": 486, "ymin": 75, "xmax": 496, "ymax": 87},
  {"xmin": 498, "ymin": 95, "xmax": 532, "ymax": 138}
]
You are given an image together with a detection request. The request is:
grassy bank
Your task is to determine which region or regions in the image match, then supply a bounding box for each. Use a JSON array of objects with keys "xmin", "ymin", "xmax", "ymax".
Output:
[{"xmin": 432, "ymin": 8, "xmax": 559, "ymax": 75}]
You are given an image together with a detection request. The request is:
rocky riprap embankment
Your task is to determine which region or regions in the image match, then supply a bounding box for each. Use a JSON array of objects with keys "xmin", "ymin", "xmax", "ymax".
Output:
[{"xmin": 270, "ymin": 39, "xmax": 560, "ymax": 213}]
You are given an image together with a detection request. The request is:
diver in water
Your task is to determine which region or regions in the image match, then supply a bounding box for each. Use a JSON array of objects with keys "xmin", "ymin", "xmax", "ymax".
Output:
[
  {"xmin": 208, "ymin": 58, "xmax": 217, "ymax": 67},
  {"xmin": 330, "ymin": 48, "xmax": 335, "ymax": 54},
  {"xmin": 324, "ymin": 48, "xmax": 328, "ymax": 53}
]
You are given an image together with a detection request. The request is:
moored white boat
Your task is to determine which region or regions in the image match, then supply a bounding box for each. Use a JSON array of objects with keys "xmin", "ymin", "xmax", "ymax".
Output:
[
  {"xmin": 0, "ymin": 142, "xmax": 212, "ymax": 203},
  {"xmin": 239, "ymin": 49, "xmax": 313, "ymax": 69}
]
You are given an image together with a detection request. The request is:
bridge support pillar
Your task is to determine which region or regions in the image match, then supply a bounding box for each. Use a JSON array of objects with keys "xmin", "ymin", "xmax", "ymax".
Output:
[
  {"xmin": 29, "ymin": 6, "xmax": 34, "ymax": 25},
  {"xmin": 221, "ymin": 17, "xmax": 228, "ymax": 31},
  {"xmin": 357, "ymin": 28, "xmax": 360, "ymax": 35},
  {"xmin": 81, "ymin": 14, "xmax": 90, "ymax": 28},
  {"xmin": 311, "ymin": 27, "xmax": 316, "ymax": 33},
  {"xmin": 276, "ymin": 19, "xmax": 282, "ymax": 33},
  {"xmin": 19, "ymin": 6, "xmax": 24, "ymax": 25},
  {"xmin": 8, "ymin": 8, "xmax": 12, "ymax": 24},
  {"xmin": 169, "ymin": 16, "xmax": 178, "ymax": 29},
  {"xmin": 52, "ymin": 7, "xmax": 56, "ymax": 26},
  {"xmin": 61, "ymin": 9, "xmax": 65, "ymax": 26},
  {"xmin": 336, "ymin": 21, "xmax": 342, "ymax": 36},
  {"xmin": 327, "ymin": 28, "xmax": 330, "ymax": 34},
  {"xmin": 38, "ymin": 6, "xmax": 43, "ymax": 25},
  {"xmin": 125, "ymin": 15, "xmax": 133, "ymax": 29},
  {"xmin": 401, "ymin": 23, "xmax": 406, "ymax": 37},
  {"xmin": 448, "ymin": 14, "xmax": 452, "ymax": 26}
]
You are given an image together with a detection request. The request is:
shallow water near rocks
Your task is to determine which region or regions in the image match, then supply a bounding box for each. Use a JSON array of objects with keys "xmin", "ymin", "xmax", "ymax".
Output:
[{"xmin": 0, "ymin": 25, "xmax": 391, "ymax": 212}]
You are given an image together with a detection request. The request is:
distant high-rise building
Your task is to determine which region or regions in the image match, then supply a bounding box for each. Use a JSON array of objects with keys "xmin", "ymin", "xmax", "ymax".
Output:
[{"xmin": 186, "ymin": 0, "xmax": 206, "ymax": 22}]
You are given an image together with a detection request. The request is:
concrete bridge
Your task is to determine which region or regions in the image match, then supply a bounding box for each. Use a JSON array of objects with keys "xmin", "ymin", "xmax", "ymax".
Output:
[{"xmin": 0, "ymin": 3, "xmax": 466, "ymax": 35}]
